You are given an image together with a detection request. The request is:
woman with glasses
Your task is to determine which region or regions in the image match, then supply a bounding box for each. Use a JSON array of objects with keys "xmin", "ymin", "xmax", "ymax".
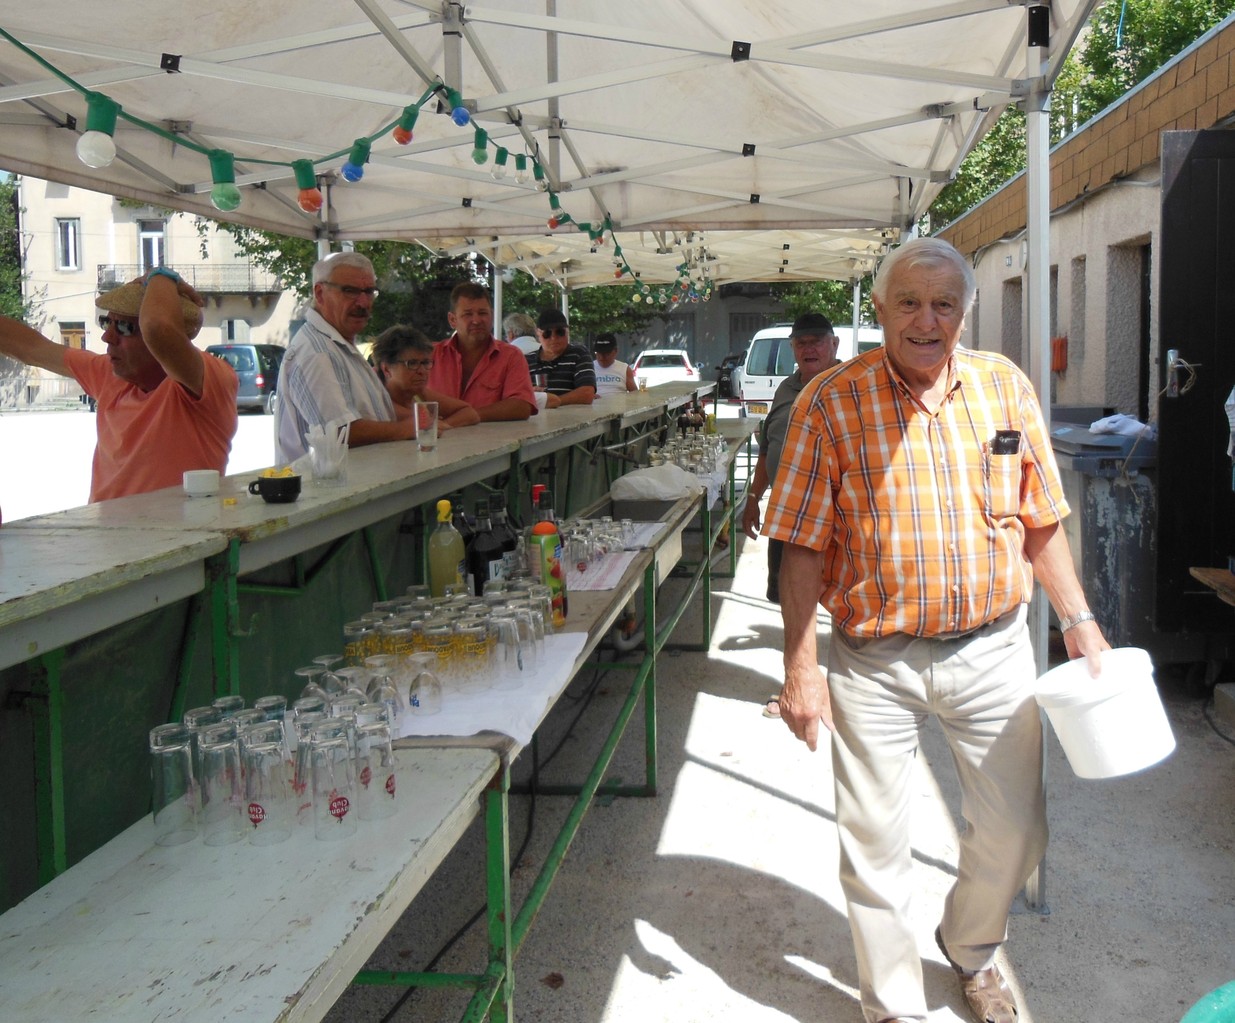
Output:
[{"xmin": 370, "ymin": 325, "xmax": 479, "ymax": 431}]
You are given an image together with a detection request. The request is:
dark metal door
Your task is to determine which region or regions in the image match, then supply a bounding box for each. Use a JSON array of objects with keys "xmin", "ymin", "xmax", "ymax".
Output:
[{"xmin": 1157, "ymin": 130, "xmax": 1235, "ymax": 633}]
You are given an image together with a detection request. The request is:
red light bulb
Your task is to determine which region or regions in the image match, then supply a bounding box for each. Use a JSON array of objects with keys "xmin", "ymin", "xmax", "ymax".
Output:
[
  {"xmin": 297, "ymin": 188, "xmax": 324, "ymax": 213},
  {"xmin": 393, "ymin": 125, "xmax": 413, "ymax": 145}
]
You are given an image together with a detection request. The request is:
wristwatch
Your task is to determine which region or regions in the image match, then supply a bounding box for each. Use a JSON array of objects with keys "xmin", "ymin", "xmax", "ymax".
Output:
[
  {"xmin": 146, "ymin": 267, "xmax": 181, "ymax": 285},
  {"xmin": 1058, "ymin": 609, "xmax": 1096, "ymax": 632}
]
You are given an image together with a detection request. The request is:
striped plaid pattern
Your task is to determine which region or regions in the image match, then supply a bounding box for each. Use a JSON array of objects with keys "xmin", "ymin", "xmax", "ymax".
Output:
[{"xmin": 764, "ymin": 347, "xmax": 1069, "ymax": 638}]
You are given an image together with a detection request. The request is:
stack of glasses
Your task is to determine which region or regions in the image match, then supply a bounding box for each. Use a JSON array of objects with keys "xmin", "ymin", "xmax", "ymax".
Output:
[
  {"xmin": 335, "ymin": 580, "xmax": 553, "ymax": 709},
  {"xmin": 150, "ymin": 688, "xmax": 398, "ymax": 848}
]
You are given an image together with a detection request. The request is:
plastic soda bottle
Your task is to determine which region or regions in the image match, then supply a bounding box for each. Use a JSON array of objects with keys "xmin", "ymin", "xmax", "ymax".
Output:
[{"xmin": 530, "ymin": 486, "xmax": 567, "ymax": 628}]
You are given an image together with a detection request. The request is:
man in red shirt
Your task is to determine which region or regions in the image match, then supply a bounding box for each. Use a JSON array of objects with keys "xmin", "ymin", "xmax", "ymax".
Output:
[
  {"xmin": 429, "ymin": 283, "xmax": 535, "ymax": 421},
  {"xmin": 766, "ymin": 237, "xmax": 1108, "ymax": 1023},
  {"xmin": 0, "ymin": 270, "xmax": 237, "ymax": 503}
]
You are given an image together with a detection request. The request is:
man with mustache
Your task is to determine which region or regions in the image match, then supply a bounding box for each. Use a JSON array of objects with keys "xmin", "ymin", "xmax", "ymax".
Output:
[{"xmin": 276, "ymin": 251, "xmax": 414, "ymax": 462}]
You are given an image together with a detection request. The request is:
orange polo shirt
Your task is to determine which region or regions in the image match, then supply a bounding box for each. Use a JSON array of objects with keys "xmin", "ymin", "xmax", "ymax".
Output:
[{"xmin": 763, "ymin": 347, "xmax": 1069, "ymax": 638}]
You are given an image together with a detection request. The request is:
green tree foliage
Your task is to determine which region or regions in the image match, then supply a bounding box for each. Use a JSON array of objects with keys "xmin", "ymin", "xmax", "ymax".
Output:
[
  {"xmin": 213, "ymin": 221, "xmax": 663, "ymax": 342},
  {"xmin": 499, "ymin": 269, "xmax": 661, "ymax": 342},
  {"xmin": 770, "ymin": 279, "xmax": 874, "ymax": 326},
  {"xmin": 931, "ymin": 0, "xmax": 1235, "ymax": 226},
  {"xmin": 0, "ymin": 176, "xmax": 38, "ymax": 405},
  {"xmin": 0, "ymin": 178, "xmax": 29, "ymax": 320}
]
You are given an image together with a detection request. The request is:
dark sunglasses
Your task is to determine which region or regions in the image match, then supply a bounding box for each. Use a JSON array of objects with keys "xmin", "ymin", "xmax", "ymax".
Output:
[
  {"xmin": 540, "ymin": 327, "xmax": 569, "ymax": 338},
  {"xmin": 390, "ymin": 359, "xmax": 433, "ymax": 370},
  {"xmin": 98, "ymin": 315, "xmax": 138, "ymax": 337},
  {"xmin": 322, "ymin": 282, "xmax": 380, "ymax": 299}
]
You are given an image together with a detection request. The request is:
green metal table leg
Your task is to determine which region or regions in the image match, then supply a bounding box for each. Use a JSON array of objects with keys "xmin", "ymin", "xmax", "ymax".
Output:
[
  {"xmin": 643, "ymin": 560, "xmax": 658, "ymax": 795},
  {"xmin": 484, "ymin": 766, "xmax": 514, "ymax": 1023},
  {"xmin": 700, "ymin": 500, "xmax": 712, "ymax": 652},
  {"xmin": 362, "ymin": 525, "xmax": 389, "ymax": 602},
  {"xmin": 30, "ymin": 650, "xmax": 67, "ymax": 883},
  {"xmin": 206, "ymin": 540, "xmax": 242, "ymax": 698}
]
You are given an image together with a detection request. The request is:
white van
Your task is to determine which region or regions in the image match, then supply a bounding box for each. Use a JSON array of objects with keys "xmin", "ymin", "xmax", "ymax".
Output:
[{"xmin": 737, "ymin": 322, "xmax": 880, "ymax": 419}]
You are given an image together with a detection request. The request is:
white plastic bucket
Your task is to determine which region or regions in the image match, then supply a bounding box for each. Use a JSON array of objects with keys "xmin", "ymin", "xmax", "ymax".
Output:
[{"xmin": 1034, "ymin": 647, "xmax": 1175, "ymax": 779}]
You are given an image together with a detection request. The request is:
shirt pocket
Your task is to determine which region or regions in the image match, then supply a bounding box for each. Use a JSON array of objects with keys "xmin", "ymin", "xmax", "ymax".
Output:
[{"xmin": 985, "ymin": 453, "xmax": 1021, "ymax": 519}]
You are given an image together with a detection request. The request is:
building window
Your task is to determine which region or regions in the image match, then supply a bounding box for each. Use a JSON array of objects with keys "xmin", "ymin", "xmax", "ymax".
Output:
[
  {"xmin": 224, "ymin": 319, "xmax": 251, "ymax": 342},
  {"xmin": 59, "ymin": 322, "xmax": 86, "ymax": 349},
  {"xmin": 138, "ymin": 220, "xmax": 166, "ymax": 272},
  {"xmin": 55, "ymin": 218, "xmax": 81, "ymax": 270}
]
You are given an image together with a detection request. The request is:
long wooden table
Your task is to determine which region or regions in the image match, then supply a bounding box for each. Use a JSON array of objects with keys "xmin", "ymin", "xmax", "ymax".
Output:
[{"xmin": 0, "ymin": 384, "xmax": 745, "ymax": 1022}]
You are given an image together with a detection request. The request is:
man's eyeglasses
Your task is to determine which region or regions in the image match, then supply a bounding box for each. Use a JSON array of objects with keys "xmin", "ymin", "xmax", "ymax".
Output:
[
  {"xmin": 540, "ymin": 327, "xmax": 569, "ymax": 338},
  {"xmin": 322, "ymin": 282, "xmax": 380, "ymax": 299},
  {"xmin": 390, "ymin": 359, "xmax": 433, "ymax": 370},
  {"xmin": 98, "ymin": 315, "xmax": 137, "ymax": 337}
]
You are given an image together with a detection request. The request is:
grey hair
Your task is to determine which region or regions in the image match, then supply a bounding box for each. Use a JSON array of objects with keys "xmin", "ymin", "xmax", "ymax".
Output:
[
  {"xmin": 503, "ymin": 312, "xmax": 537, "ymax": 338},
  {"xmin": 312, "ymin": 251, "xmax": 376, "ymax": 286},
  {"xmin": 873, "ymin": 237, "xmax": 976, "ymax": 312}
]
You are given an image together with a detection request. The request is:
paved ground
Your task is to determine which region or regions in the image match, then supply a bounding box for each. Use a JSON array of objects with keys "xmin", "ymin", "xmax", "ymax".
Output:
[
  {"xmin": 325, "ymin": 501, "xmax": 1235, "ymax": 1023},
  {"xmin": 0, "ymin": 406, "xmax": 276, "ymax": 521}
]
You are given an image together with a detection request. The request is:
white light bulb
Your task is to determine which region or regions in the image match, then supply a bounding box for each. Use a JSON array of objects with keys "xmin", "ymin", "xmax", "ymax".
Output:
[{"xmin": 76, "ymin": 131, "xmax": 116, "ymax": 169}]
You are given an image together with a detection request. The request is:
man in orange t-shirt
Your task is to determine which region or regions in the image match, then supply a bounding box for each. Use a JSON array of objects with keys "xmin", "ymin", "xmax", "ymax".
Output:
[{"xmin": 0, "ymin": 270, "xmax": 237, "ymax": 503}]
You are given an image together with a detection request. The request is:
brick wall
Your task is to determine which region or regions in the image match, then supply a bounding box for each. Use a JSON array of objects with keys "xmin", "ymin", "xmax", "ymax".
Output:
[{"xmin": 940, "ymin": 18, "xmax": 1235, "ymax": 255}]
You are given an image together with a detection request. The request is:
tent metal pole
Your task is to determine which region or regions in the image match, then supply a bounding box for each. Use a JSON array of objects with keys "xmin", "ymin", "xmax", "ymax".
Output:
[{"xmin": 1023, "ymin": 3, "xmax": 1052, "ymax": 914}]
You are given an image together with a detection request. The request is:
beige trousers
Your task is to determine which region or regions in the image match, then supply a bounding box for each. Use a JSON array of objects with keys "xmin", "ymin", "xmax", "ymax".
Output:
[{"xmin": 828, "ymin": 605, "xmax": 1046, "ymax": 1023}]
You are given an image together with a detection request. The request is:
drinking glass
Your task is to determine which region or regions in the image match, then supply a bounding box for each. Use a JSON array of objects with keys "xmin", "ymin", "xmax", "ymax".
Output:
[
  {"xmin": 342, "ymin": 620, "xmax": 379, "ymax": 665},
  {"xmin": 295, "ymin": 664, "xmax": 332, "ymax": 703},
  {"xmin": 211, "ymin": 694, "xmax": 245, "ymax": 718},
  {"xmin": 415, "ymin": 400, "xmax": 439, "ymax": 452},
  {"xmin": 333, "ymin": 666, "xmax": 372, "ymax": 702},
  {"xmin": 355, "ymin": 720, "xmax": 398, "ymax": 820},
  {"xmin": 291, "ymin": 710, "xmax": 326, "ymax": 826},
  {"xmin": 407, "ymin": 652, "xmax": 443, "ymax": 715},
  {"xmin": 149, "ymin": 723, "xmax": 198, "ymax": 846},
  {"xmin": 253, "ymin": 695, "xmax": 288, "ymax": 746},
  {"xmin": 454, "ymin": 622, "xmax": 491, "ymax": 693},
  {"xmin": 244, "ymin": 737, "xmax": 294, "ymax": 845},
  {"xmin": 364, "ymin": 655, "xmax": 405, "ymax": 727},
  {"xmin": 198, "ymin": 722, "xmax": 246, "ymax": 847},
  {"xmin": 183, "ymin": 705, "xmax": 223, "ymax": 785},
  {"xmin": 309, "ymin": 719, "xmax": 358, "ymax": 841},
  {"xmin": 490, "ymin": 612, "xmax": 525, "ymax": 690}
]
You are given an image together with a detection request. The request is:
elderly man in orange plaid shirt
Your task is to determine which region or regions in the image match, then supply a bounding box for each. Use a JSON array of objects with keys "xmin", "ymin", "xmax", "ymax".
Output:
[{"xmin": 764, "ymin": 237, "xmax": 1109, "ymax": 1023}]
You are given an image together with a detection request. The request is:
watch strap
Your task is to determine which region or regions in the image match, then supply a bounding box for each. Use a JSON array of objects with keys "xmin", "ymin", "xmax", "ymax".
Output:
[{"xmin": 1058, "ymin": 609, "xmax": 1096, "ymax": 632}]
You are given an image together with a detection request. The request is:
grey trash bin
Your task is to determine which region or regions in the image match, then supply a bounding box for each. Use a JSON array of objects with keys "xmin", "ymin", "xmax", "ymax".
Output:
[{"xmin": 1050, "ymin": 424, "xmax": 1198, "ymax": 663}]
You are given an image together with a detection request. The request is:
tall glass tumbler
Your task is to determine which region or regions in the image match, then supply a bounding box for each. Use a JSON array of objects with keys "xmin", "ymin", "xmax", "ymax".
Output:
[
  {"xmin": 244, "ymin": 737, "xmax": 294, "ymax": 845},
  {"xmin": 198, "ymin": 722, "xmax": 246, "ymax": 846},
  {"xmin": 355, "ymin": 720, "xmax": 398, "ymax": 820},
  {"xmin": 309, "ymin": 719, "xmax": 358, "ymax": 841},
  {"xmin": 149, "ymin": 722, "xmax": 198, "ymax": 846}
]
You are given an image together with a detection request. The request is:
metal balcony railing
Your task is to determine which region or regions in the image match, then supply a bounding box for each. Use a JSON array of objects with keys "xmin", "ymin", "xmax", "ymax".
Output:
[{"xmin": 96, "ymin": 264, "xmax": 285, "ymax": 294}]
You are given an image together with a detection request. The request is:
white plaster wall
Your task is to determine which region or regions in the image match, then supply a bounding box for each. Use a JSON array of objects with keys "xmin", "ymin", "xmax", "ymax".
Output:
[
  {"xmin": 17, "ymin": 178, "xmax": 298, "ymax": 371},
  {"xmin": 966, "ymin": 165, "xmax": 1161, "ymax": 419}
]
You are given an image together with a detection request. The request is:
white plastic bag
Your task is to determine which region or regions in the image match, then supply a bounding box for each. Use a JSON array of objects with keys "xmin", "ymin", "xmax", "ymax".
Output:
[{"xmin": 610, "ymin": 463, "xmax": 704, "ymax": 501}]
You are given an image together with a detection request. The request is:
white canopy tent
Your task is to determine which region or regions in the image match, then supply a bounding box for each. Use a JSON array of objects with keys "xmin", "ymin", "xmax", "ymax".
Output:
[{"xmin": 0, "ymin": 1, "xmax": 1096, "ymax": 291}]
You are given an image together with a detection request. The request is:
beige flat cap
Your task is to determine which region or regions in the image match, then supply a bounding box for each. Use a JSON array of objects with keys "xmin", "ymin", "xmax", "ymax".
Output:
[{"xmin": 96, "ymin": 279, "xmax": 204, "ymax": 341}]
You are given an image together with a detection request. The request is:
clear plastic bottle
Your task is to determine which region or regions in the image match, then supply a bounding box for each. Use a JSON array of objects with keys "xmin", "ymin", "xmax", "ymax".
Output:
[{"xmin": 428, "ymin": 498, "xmax": 466, "ymax": 597}]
